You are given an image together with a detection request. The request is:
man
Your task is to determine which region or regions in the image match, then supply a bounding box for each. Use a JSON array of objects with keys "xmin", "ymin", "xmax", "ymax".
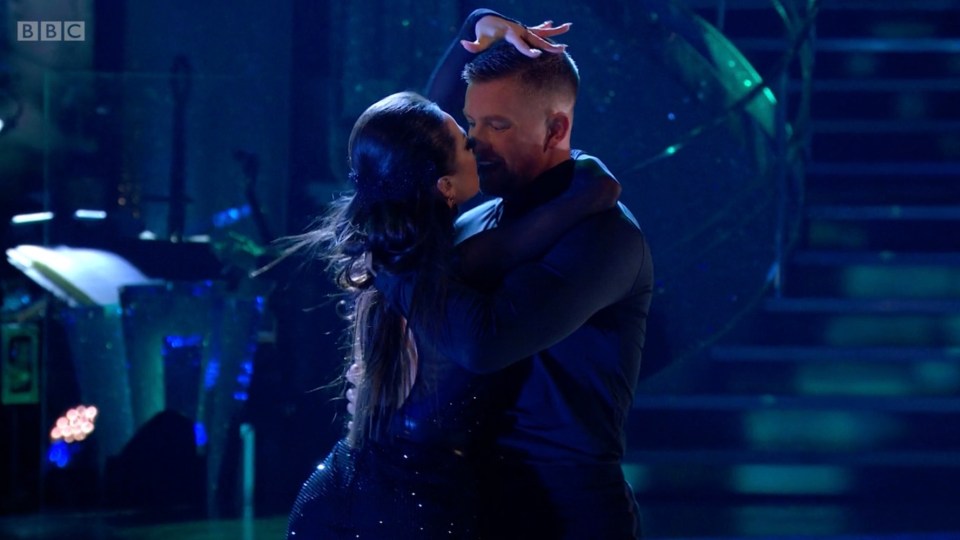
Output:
[{"xmin": 359, "ymin": 10, "xmax": 654, "ymax": 539}]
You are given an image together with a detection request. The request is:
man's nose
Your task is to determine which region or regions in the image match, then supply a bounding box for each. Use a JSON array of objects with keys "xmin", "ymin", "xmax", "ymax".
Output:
[{"xmin": 468, "ymin": 131, "xmax": 488, "ymax": 151}]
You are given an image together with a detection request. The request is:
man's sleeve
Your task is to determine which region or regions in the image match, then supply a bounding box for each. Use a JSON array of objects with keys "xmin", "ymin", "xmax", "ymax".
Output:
[
  {"xmin": 425, "ymin": 8, "xmax": 515, "ymax": 118},
  {"xmin": 377, "ymin": 210, "xmax": 652, "ymax": 374}
]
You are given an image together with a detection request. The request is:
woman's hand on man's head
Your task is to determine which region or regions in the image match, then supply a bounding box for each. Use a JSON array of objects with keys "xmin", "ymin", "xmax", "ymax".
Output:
[{"xmin": 462, "ymin": 16, "xmax": 571, "ymax": 58}]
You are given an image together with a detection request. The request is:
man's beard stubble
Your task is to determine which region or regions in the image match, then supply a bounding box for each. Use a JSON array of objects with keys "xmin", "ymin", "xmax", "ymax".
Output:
[{"xmin": 478, "ymin": 161, "xmax": 522, "ymax": 199}]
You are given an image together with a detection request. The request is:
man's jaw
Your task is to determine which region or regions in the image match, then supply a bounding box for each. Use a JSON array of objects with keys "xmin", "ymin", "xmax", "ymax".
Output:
[
  {"xmin": 478, "ymin": 167, "xmax": 505, "ymax": 197},
  {"xmin": 475, "ymin": 155, "xmax": 502, "ymax": 180},
  {"xmin": 476, "ymin": 161, "xmax": 497, "ymax": 176}
]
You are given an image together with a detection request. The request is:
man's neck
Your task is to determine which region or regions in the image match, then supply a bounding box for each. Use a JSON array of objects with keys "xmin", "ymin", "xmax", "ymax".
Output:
[{"xmin": 500, "ymin": 156, "xmax": 575, "ymax": 220}]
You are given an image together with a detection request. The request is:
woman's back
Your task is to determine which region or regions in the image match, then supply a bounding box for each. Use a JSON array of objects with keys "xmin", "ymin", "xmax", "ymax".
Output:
[{"xmin": 287, "ymin": 339, "xmax": 487, "ymax": 539}]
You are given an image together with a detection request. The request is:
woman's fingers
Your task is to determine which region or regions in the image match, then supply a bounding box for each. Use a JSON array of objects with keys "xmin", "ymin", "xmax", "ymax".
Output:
[
  {"xmin": 460, "ymin": 37, "xmax": 489, "ymax": 53},
  {"xmin": 464, "ymin": 16, "xmax": 571, "ymax": 56},
  {"xmin": 346, "ymin": 387, "xmax": 356, "ymax": 415},
  {"xmin": 530, "ymin": 21, "xmax": 571, "ymax": 38},
  {"xmin": 504, "ymin": 30, "xmax": 543, "ymax": 58},
  {"xmin": 346, "ymin": 362, "xmax": 363, "ymax": 385},
  {"xmin": 524, "ymin": 29, "xmax": 568, "ymax": 54}
]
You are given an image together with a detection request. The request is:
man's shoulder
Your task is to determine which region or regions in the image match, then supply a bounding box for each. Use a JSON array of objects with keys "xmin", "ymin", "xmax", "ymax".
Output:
[
  {"xmin": 561, "ymin": 202, "xmax": 646, "ymax": 259},
  {"xmin": 600, "ymin": 203, "xmax": 643, "ymax": 232},
  {"xmin": 454, "ymin": 198, "xmax": 502, "ymax": 245},
  {"xmin": 613, "ymin": 201, "xmax": 641, "ymax": 231},
  {"xmin": 566, "ymin": 150, "xmax": 643, "ymax": 240},
  {"xmin": 573, "ymin": 151, "xmax": 615, "ymax": 180}
]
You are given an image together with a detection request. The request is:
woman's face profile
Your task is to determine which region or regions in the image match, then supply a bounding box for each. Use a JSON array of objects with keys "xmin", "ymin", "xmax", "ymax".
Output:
[{"xmin": 439, "ymin": 113, "xmax": 480, "ymax": 206}]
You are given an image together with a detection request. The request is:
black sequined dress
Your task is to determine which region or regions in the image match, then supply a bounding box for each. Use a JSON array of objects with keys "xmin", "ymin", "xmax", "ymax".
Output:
[{"xmin": 287, "ymin": 352, "xmax": 487, "ymax": 539}]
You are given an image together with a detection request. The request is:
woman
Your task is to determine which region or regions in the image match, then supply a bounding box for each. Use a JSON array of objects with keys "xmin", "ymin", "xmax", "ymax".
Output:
[{"xmin": 286, "ymin": 90, "xmax": 617, "ymax": 538}]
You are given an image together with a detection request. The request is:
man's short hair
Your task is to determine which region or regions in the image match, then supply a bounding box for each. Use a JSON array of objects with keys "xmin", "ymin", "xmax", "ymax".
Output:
[{"xmin": 462, "ymin": 40, "xmax": 580, "ymax": 103}]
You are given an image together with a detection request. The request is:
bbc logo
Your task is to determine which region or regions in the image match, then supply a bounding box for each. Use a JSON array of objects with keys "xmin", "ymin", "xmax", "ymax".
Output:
[{"xmin": 17, "ymin": 21, "xmax": 86, "ymax": 42}]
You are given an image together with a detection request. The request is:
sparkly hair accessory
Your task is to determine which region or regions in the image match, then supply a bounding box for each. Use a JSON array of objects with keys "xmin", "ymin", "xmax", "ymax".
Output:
[{"xmin": 349, "ymin": 165, "xmax": 435, "ymax": 210}]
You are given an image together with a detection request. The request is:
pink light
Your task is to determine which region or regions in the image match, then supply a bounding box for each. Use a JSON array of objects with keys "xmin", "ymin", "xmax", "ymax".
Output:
[{"xmin": 50, "ymin": 404, "xmax": 99, "ymax": 443}]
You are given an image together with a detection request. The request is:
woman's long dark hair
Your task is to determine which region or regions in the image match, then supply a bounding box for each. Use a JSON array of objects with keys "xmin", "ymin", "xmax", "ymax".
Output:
[{"xmin": 293, "ymin": 92, "xmax": 458, "ymax": 447}]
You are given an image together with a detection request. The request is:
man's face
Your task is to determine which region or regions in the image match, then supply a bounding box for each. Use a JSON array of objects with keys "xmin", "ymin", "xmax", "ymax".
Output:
[{"xmin": 464, "ymin": 77, "xmax": 550, "ymax": 198}]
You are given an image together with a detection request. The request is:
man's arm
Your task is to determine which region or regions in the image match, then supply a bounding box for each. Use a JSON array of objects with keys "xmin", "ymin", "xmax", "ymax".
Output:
[{"xmin": 377, "ymin": 209, "xmax": 652, "ymax": 374}]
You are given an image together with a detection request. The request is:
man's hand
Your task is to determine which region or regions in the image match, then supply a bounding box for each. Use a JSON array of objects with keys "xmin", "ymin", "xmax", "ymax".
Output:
[
  {"xmin": 565, "ymin": 157, "xmax": 621, "ymax": 213},
  {"xmin": 462, "ymin": 17, "xmax": 571, "ymax": 58}
]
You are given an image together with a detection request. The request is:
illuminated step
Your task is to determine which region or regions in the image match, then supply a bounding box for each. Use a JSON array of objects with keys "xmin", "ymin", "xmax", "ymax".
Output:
[
  {"xmin": 735, "ymin": 37, "xmax": 960, "ymax": 53},
  {"xmin": 806, "ymin": 205, "xmax": 960, "ymax": 221},
  {"xmin": 625, "ymin": 449, "xmax": 960, "ymax": 467},
  {"xmin": 807, "ymin": 162, "xmax": 960, "ymax": 176},
  {"xmin": 764, "ymin": 297, "xmax": 960, "ymax": 315},
  {"xmin": 631, "ymin": 394, "xmax": 960, "ymax": 413},
  {"xmin": 812, "ymin": 120, "xmax": 960, "ymax": 134},
  {"xmin": 623, "ymin": 458, "xmax": 960, "ymax": 498},
  {"xmin": 792, "ymin": 251, "xmax": 960, "ymax": 266},
  {"xmin": 808, "ymin": 221, "xmax": 952, "ymax": 249},
  {"xmin": 711, "ymin": 345, "xmax": 960, "ymax": 363},
  {"xmin": 797, "ymin": 78, "xmax": 960, "ymax": 93}
]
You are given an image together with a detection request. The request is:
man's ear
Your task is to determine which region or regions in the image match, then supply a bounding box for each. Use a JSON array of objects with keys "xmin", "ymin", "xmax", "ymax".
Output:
[{"xmin": 543, "ymin": 112, "xmax": 571, "ymax": 151}]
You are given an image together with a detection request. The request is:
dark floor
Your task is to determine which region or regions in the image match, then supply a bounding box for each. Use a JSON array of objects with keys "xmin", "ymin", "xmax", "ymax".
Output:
[
  {"xmin": 639, "ymin": 500, "xmax": 960, "ymax": 539},
  {"xmin": 0, "ymin": 512, "xmax": 286, "ymax": 540},
  {"xmin": 3, "ymin": 501, "xmax": 960, "ymax": 540}
]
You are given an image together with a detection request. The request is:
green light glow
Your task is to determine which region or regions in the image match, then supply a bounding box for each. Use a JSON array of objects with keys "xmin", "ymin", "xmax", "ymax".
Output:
[
  {"xmin": 745, "ymin": 410, "xmax": 897, "ymax": 451},
  {"xmin": 763, "ymin": 88, "xmax": 777, "ymax": 105},
  {"xmin": 620, "ymin": 463, "xmax": 650, "ymax": 491},
  {"xmin": 797, "ymin": 364, "xmax": 913, "ymax": 396},
  {"xmin": 731, "ymin": 465, "xmax": 852, "ymax": 495}
]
